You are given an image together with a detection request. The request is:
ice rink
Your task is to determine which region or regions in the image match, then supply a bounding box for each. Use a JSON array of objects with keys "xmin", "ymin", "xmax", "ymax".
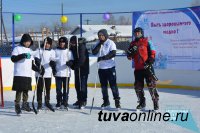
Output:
[{"xmin": 0, "ymin": 88, "xmax": 199, "ymax": 133}]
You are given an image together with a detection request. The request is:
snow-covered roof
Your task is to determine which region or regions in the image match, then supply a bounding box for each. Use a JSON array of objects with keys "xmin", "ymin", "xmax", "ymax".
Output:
[
  {"xmin": 69, "ymin": 25, "xmax": 132, "ymax": 41},
  {"xmin": 6, "ymin": 25, "xmax": 132, "ymax": 43}
]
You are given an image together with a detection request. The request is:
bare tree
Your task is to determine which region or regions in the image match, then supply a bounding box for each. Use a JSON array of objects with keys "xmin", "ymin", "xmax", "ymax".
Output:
[
  {"xmin": 51, "ymin": 21, "xmax": 60, "ymax": 33},
  {"xmin": 103, "ymin": 14, "xmax": 116, "ymax": 25},
  {"xmin": 125, "ymin": 17, "xmax": 131, "ymax": 25},
  {"xmin": 118, "ymin": 16, "xmax": 131, "ymax": 25},
  {"xmin": 39, "ymin": 22, "xmax": 48, "ymax": 31},
  {"xmin": 118, "ymin": 16, "xmax": 126, "ymax": 25},
  {"xmin": 191, "ymin": 0, "xmax": 200, "ymax": 6}
]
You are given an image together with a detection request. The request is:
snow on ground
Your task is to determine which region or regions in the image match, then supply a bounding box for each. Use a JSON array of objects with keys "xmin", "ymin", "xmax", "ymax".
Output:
[{"xmin": 0, "ymin": 88, "xmax": 200, "ymax": 133}]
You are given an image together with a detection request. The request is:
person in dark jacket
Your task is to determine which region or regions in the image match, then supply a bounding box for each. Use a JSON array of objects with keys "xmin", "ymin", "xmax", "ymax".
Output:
[
  {"xmin": 11, "ymin": 33, "xmax": 43, "ymax": 114},
  {"xmin": 68, "ymin": 36, "xmax": 89, "ymax": 109}
]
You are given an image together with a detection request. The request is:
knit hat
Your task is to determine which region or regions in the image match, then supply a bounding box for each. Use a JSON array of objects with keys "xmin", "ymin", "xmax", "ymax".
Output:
[
  {"xmin": 59, "ymin": 36, "xmax": 68, "ymax": 44},
  {"xmin": 70, "ymin": 36, "xmax": 86, "ymax": 46},
  {"xmin": 134, "ymin": 27, "xmax": 144, "ymax": 37},
  {"xmin": 70, "ymin": 35, "xmax": 77, "ymax": 44},
  {"xmin": 98, "ymin": 29, "xmax": 109, "ymax": 39},
  {"xmin": 58, "ymin": 36, "xmax": 68, "ymax": 49},
  {"xmin": 20, "ymin": 33, "xmax": 33, "ymax": 47},
  {"xmin": 44, "ymin": 37, "xmax": 52, "ymax": 45},
  {"xmin": 40, "ymin": 37, "xmax": 53, "ymax": 49}
]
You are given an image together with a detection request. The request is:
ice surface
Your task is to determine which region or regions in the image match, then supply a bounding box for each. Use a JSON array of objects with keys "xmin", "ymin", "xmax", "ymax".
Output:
[{"xmin": 0, "ymin": 88, "xmax": 199, "ymax": 133}]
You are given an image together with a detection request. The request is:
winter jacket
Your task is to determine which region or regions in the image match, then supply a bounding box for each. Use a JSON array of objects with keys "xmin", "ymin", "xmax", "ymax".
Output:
[
  {"xmin": 70, "ymin": 43, "xmax": 89, "ymax": 76},
  {"xmin": 128, "ymin": 37, "xmax": 156, "ymax": 70}
]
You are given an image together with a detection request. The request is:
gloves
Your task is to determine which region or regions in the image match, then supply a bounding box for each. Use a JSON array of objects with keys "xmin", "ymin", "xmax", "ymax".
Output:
[
  {"xmin": 145, "ymin": 57, "xmax": 155, "ymax": 65},
  {"xmin": 49, "ymin": 61, "xmax": 56, "ymax": 76},
  {"xmin": 66, "ymin": 60, "xmax": 74, "ymax": 67},
  {"xmin": 144, "ymin": 62, "xmax": 151, "ymax": 70},
  {"xmin": 34, "ymin": 57, "xmax": 41, "ymax": 67},
  {"xmin": 144, "ymin": 62, "xmax": 158, "ymax": 81},
  {"xmin": 19, "ymin": 53, "xmax": 27, "ymax": 59},
  {"xmin": 144, "ymin": 57, "xmax": 155, "ymax": 70},
  {"xmin": 126, "ymin": 45, "xmax": 138, "ymax": 57},
  {"xmin": 97, "ymin": 56, "xmax": 105, "ymax": 62},
  {"xmin": 38, "ymin": 66, "xmax": 45, "ymax": 76},
  {"xmin": 52, "ymin": 69, "xmax": 57, "ymax": 77},
  {"xmin": 49, "ymin": 60, "xmax": 56, "ymax": 68},
  {"xmin": 25, "ymin": 53, "xmax": 31, "ymax": 59}
]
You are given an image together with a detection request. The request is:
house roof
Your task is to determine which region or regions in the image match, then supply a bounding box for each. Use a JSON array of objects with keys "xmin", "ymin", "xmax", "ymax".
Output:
[{"xmin": 70, "ymin": 25, "xmax": 132, "ymax": 41}]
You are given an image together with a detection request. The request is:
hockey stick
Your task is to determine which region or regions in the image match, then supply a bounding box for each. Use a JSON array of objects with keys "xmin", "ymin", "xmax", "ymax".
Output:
[
  {"xmin": 76, "ymin": 37, "xmax": 83, "ymax": 109},
  {"xmin": 60, "ymin": 37, "xmax": 70, "ymax": 111},
  {"xmin": 64, "ymin": 38, "xmax": 70, "ymax": 111},
  {"xmin": 76, "ymin": 37, "xmax": 81, "ymax": 90},
  {"xmin": 90, "ymin": 45, "xmax": 102, "ymax": 114},
  {"xmin": 89, "ymin": 69, "xmax": 98, "ymax": 114},
  {"xmin": 41, "ymin": 39, "xmax": 55, "ymax": 112},
  {"xmin": 32, "ymin": 39, "xmax": 46, "ymax": 114},
  {"xmin": 32, "ymin": 77, "xmax": 39, "ymax": 114},
  {"xmin": 138, "ymin": 49, "xmax": 158, "ymax": 103}
]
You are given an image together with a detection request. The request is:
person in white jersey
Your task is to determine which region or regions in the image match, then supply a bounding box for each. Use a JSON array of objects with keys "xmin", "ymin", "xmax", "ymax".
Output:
[
  {"xmin": 54, "ymin": 37, "xmax": 73, "ymax": 109},
  {"xmin": 34, "ymin": 37, "xmax": 56, "ymax": 111},
  {"xmin": 11, "ymin": 33, "xmax": 42, "ymax": 114},
  {"xmin": 92, "ymin": 29, "xmax": 121, "ymax": 110}
]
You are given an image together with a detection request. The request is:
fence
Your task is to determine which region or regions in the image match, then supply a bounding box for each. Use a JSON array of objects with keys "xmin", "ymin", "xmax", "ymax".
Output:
[{"xmin": 0, "ymin": 11, "xmax": 133, "ymax": 56}]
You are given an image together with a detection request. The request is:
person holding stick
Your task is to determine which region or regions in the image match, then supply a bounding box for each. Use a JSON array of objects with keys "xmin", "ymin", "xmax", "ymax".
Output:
[
  {"xmin": 126, "ymin": 27, "xmax": 159, "ymax": 111},
  {"xmin": 92, "ymin": 29, "xmax": 121, "ymax": 110},
  {"xmin": 69, "ymin": 36, "xmax": 89, "ymax": 109},
  {"xmin": 34, "ymin": 37, "xmax": 55, "ymax": 111}
]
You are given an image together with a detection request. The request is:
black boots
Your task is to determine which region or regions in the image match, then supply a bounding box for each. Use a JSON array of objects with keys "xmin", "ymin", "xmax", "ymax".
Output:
[
  {"xmin": 62, "ymin": 100, "xmax": 68, "ymax": 109},
  {"xmin": 136, "ymin": 98, "xmax": 146, "ymax": 110},
  {"xmin": 73, "ymin": 101, "xmax": 80, "ymax": 107},
  {"xmin": 45, "ymin": 101, "xmax": 55, "ymax": 112},
  {"xmin": 153, "ymin": 100, "xmax": 159, "ymax": 111},
  {"xmin": 15, "ymin": 100, "xmax": 21, "ymax": 115},
  {"xmin": 21, "ymin": 102, "xmax": 32, "ymax": 112},
  {"xmin": 56, "ymin": 102, "xmax": 61, "ymax": 108},
  {"xmin": 115, "ymin": 99, "xmax": 121, "ymax": 109},
  {"xmin": 149, "ymin": 88, "xmax": 159, "ymax": 111},
  {"xmin": 79, "ymin": 101, "xmax": 87, "ymax": 109},
  {"xmin": 37, "ymin": 102, "xmax": 42, "ymax": 110},
  {"xmin": 101, "ymin": 98, "xmax": 121, "ymax": 109},
  {"xmin": 101, "ymin": 99, "xmax": 110, "ymax": 109}
]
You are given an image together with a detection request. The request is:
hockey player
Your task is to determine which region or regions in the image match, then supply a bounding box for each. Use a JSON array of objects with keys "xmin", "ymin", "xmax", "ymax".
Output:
[
  {"xmin": 11, "ymin": 33, "xmax": 42, "ymax": 114},
  {"xmin": 54, "ymin": 37, "xmax": 73, "ymax": 109},
  {"xmin": 34, "ymin": 37, "xmax": 55, "ymax": 112},
  {"xmin": 92, "ymin": 29, "xmax": 121, "ymax": 110},
  {"xmin": 69, "ymin": 36, "xmax": 89, "ymax": 109},
  {"xmin": 127, "ymin": 27, "xmax": 159, "ymax": 111}
]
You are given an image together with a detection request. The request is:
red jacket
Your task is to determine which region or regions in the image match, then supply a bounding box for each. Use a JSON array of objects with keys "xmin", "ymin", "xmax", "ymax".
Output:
[{"xmin": 128, "ymin": 37, "xmax": 156, "ymax": 70}]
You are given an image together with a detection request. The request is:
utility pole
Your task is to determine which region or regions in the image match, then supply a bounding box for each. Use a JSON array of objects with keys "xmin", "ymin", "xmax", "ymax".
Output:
[
  {"xmin": 84, "ymin": 19, "xmax": 91, "ymax": 25},
  {"xmin": 0, "ymin": 0, "xmax": 2, "ymax": 45},
  {"xmin": 61, "ymin": 2, "xmax": 64, "ymax": 36}
]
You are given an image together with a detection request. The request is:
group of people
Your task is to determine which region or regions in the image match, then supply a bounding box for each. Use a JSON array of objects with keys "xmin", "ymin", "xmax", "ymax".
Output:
[{"xmin": 11, "ymin": 27, "xmax": 159, "ymax": 115}]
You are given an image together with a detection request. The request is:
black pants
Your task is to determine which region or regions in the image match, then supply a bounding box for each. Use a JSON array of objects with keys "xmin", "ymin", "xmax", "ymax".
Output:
[
  {"xmin": 98, "ymin": 67, "xmax": 120, "ymax": 101},
  {"xmin": 134, "ymin": 69, "xmax": 159, "ymax": 102},
  {"xmin": 36, "ymin": 77, "xmax": 51, "ymax": 103},
  {"xmin": 75, "ymin": 74, "xmax": 88, "ymax": 102},
  {"xmin": 55, "ymin": 77, "xmax": 70, "ymax": 103}
]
